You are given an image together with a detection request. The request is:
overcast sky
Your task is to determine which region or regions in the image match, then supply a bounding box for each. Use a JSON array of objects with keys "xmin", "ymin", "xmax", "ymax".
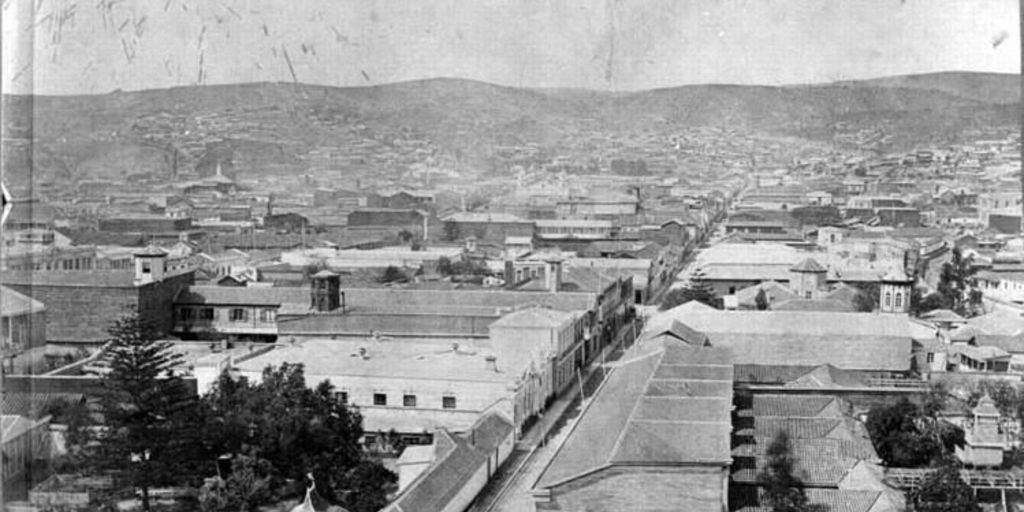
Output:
[{"xmin": 2, "ymin": 0, "xmax": 1019, "ymax": 95}]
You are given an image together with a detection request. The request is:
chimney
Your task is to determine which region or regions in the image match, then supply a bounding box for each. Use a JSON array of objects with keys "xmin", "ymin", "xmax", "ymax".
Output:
[
  {"xmin": 358, "ymin": 347, "xmax": 368, "ymax": 359},
  {"xmin": 451, "ymin": 342, "xmax": 460, "ymax": 353},
  {"xmin": 485, "ymin": 355, "xmax": 498, "ymax": 372}
]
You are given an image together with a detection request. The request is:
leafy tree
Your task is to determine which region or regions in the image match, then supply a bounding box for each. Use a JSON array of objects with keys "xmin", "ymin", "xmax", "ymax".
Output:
[
  {"xmin": 199, "ymin": 364, "xmax": 396, "ymax": 512},
  {"xmin": 853, "ymin": 283, "xmax": 880, "ymax": 312},
  {"xmin": 936, "ymin": 247, "xmax": 983, "ymax": 317},
  {"xmin": 197, "ymin": 455, "xmax": 274, "ymax": 512},
  {"xmin": 379, "ymin": 265, "xmax": 406, "ymax": 283},
  {"xmin": 906, "ymin": 456, "xmax": 980, "ymax": 512},
  {"xmin": 437, "ymin": 256, "xmax": 454, "ymax": 276},
  {"xmin": 94, "ymin": 309, "xmax": 199, "ymax": 511},
  {"xmin": 397, "ymin": 229, "xmax": 415, "ymax": 243},
  {"xmin": 865, "ymin": 398, "xmax": 962, "ymax": 467},
  {"xmin": 755, "ymin": 288, "xmax": 770, "ymax": 311},
  {"xmin": 759, "ymin": 431, "xmax": 810, "ymax": 512},
  {"xmin": 913, "ymin": 292, "xmax": 947, "ymax": 317},
  {"xmin": 660, "ymin": 267, "xmax": 718, "ymax": 310},
  {"xmin": 442, "ymin": 221, "xmax": 461, "ymax": 241}
]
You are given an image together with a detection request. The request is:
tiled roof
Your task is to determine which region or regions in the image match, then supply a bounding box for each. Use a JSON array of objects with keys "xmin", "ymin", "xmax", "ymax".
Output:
[
  {"xmin": 730, "ymin": 487, "xmax": 884, "ymax": 512},
  {"xmin": 662, "ymin": 310, "xmax": 912, "ymax": 371},
  {"xmin": 791, "ymin": 258, "xmax": 827, "ymax": 273},
  {"xmin": 387, "ymin": 411, "xmax": 513, "ymax": 512},
  {"xmin": 744, "ymin": 394, "xmax": 846, "ymax": 419},
  {"xmin": 642, "ymin": 319, "xmax": 710, "ymax": 346},
  {"xmin": 534, "ymin": 340, "xmax": 733, "ymax": 489},
  {"xmin": 734, "ymin": 281, "xmax": 797, "ymax": 308},
  {"xmin": 772, "ymin": 298, "xmax": 855, "ymax": 313}
]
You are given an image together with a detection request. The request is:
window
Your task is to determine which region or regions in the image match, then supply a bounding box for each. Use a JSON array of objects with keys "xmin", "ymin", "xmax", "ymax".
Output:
[
  {"xmin": 142, "ymin": 261, "xmax": 152, "ymax": 274},
  {"xmin": 178, "ymin": 308, "xmax": 194, "ymax": 321},
  {"xmin": 373, "ymin": 393, "xmax": 387, "ymax": 406},
  {"xmin": 229, "ymin": 308, "xmax": 248, "ymax": 322},
  {"xmin": 895, "ymin": 293, "xmax": 903, "ymax": 309},
  {"xmin": 259, "ymin": 309, "xmax": 275, "ymax": 323},
  {"xmin": 334, "ymin": 391, "xmax": 348, "ymax": 405},
  {"xmin": 927, "ymin": 353, "xmax": 935, "ymax": 363},
  {"xmin": 403, "ymin": 394, "xmax": 417, "ymax": 407},
  {"xmin": 805, "ymin": 291, "xmax": 812, "ymax": 299},
  {"xmin": 442, "ymin": 396, "xmax": 456, "ymax": 409},
  {"xmin": 199, "ymin": 308, "xmax": 215, "ymax": 321},
  {"xmin": 884, "ymin": 292, "xmax": 892, "ymax": 307}
]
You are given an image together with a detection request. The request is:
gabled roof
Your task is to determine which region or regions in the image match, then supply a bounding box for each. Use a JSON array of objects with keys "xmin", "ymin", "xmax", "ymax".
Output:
[
  {"xmin": 734, "ymin": 281, "xmax": 798, "ymax": 308},
  {"xmin": 741, "ymin": 394, "xmax": 846, "ymax": 419},
  {"xmin": 644, "ymin": 319, "xmax": 710, "ymax": 347},
  {"xmin": 662, "ymin": 309, "xmax": 912, "ymax": 372},
  {"xmin": 386, "ymin": 411, "xmax": 513, "ymax": 512},
  {"xmin": 534, "ymin": 341, "xmax": 733, "ymax": 490}
]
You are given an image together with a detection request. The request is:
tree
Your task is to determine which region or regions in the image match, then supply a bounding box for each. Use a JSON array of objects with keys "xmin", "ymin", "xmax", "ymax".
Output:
[
  {"xmin": 936, "ymin": 247, "xmax": 983, "ymax": 317},
  {"xmin": 437, "ymin": 256, "xmax": 454, "ymax": 276},
  {"xmin": 660, "ymin": 267, "xmax": 718, "ymax": 310},
  {"xmin": 397, "ymin": 229, "xmax": 415, "ymax": 243},
  {"xmin": 442, "ymin": 221, "xmax": 461, "ymax": 241},
  {"xmin": 907, "ymin": 456, "xmax": 980, "ymax": 512},
  {"xmin": 94, "ymin": 309, "xmax": 199, "ymax": 511},
  {"xmin": 865, "ymin": 398, "xmax": 961, "ymax": 467},
  {"xmin": 755, "ymin": 288, "xmax": 770, "ymax": 311},
  {"xmin": 913, "ymin": 292, "xmax": 947, "ymax": 317},
  {"xmin": 197, "ymin": 455, "xmax": 274, "ymax": 512},
  {"xmin": 379, "ymin": 265, "xmax": 406, "ymax": 283},
  {"xmin": 759, "ymin": 431, "xmax": 809, "ymax": 512},
  {"xmin": 853, "ymin": 283, "xmax": 880, "ymax": 312},
  {"xmin": 199, "ymin": 364, "xmax": 396, "ymax": 512}
]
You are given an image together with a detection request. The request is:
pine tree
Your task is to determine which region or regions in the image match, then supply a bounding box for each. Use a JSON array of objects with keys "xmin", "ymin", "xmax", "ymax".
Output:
[
  {"xmin": 661, "ymin": 267, "xmax": 718, "ymax": 310},
  {"xmin": 95, "ymin": 309, "xmax": 198, "ymax": 511},
  {"xmin": 937, "ymin": 247, "xmax": 983, "ymax": 317}
]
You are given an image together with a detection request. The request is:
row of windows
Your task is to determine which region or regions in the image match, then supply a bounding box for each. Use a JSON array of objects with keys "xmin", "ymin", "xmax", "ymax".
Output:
[
  {"xmin": 177, "ymin": 307, "xmax": 275, "ymax": 323},
  {"xmin": 9, "ymin": 257, "xmax": 94, "ymax": 272},
  {"xmin": 883, "ymin": 291, "xmax": 904, "ymax": 309},
  {"xmin": 335, "ymin": 391, "xmax": 457, "ymax": 409}
]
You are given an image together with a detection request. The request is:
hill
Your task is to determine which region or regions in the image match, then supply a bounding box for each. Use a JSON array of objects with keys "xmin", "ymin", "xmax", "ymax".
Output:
[{"xmin": 1, "ymin": 72, "xmax": 1018, "ymax": 189}]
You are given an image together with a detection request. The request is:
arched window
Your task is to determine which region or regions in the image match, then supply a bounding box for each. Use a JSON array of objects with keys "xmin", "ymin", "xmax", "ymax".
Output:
[
  {"xmin": 895, "ymin": 292, "xmax": 903, "ymax": 309},
  {"xmin": 884, "ymin": 291, "xmax": 892, "ymax": 307}
]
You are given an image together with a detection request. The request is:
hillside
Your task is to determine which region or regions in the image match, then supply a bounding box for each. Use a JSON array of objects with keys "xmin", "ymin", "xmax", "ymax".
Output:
[{"xmin": 1, "ymin": 72, "xmax": 1018, "ymax": 189}]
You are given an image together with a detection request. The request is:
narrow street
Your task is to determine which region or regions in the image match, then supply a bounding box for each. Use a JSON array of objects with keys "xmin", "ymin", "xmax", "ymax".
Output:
[{"xmin": 467, "ymin": 325, "xmax": 633, "ymax": 512}]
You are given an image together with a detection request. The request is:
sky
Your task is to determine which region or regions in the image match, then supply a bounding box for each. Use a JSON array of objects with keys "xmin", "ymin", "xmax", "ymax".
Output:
[{"xmin": 2, "ymin": 0, "xmax": 1020, "ymax": 95}]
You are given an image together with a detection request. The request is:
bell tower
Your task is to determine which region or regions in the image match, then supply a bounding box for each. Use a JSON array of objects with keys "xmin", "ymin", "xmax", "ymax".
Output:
[{"xmin": 879, "ymin": 267, "xmax": 912, "ymax": 314}]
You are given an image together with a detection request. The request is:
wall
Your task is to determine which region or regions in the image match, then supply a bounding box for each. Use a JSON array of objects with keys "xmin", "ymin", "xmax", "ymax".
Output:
[
  {"xmin": 138, "ymin": 272, "xmax": 195, "ymax": 338},
  {"xmin": 278, "ymin": 312, "xmax": 496, "ymax": 338},
  {"xmin": 537, "ymin": 466, "xmax": 727, "ymax": 512},
  {"xmin": 4, "ymin": 283, "xmax": 138, "ymax": 343},
  {"xmin": 237, "ymin": 368, "xmax": 512, "ymax": 434}
]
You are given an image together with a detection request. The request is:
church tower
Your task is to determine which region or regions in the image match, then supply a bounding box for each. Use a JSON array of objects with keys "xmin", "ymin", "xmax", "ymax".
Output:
[{"xmin": 879, "ymin": 267, "xmax": 912, "ymax": 314}]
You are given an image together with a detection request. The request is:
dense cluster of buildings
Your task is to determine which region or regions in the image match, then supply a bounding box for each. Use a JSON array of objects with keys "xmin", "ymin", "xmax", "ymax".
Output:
[{"xmin": 2, "ymin": 105, "xmax": 1024, "ymax": 511}]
